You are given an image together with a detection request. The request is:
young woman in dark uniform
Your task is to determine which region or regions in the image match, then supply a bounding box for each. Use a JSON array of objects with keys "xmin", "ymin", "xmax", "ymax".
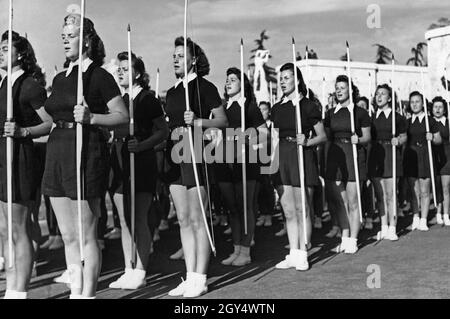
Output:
[
  {"xmin": 271, "ymin": 63, "xmax": 327, "ymax": 270},
  {"xmin": 217, "ymin": 67, "xmax": 268, "ymax": 267},
  {"xmin": 41, "ymin": 14, "xmax": 128, "ymax": 299},
  {"xmin": 324, "ymin": 75, "xmax": 371, "ymax": 254},
  {"xmin": 166, "ymin": 37, "xmax": 227, "ymax": 298},
  {"xmin": 368, "ymin": 84, "xmax": 407, "ymax": 240},
  {"xmin": 431, "ymin": 96, "xmax": 450, "ymax": 226},
  {"xmin": 403, "ymin": 91, "xmax": 441, "ymax": 232},
  {"xmin": 0, "ymin": 31, "xmax": 52, "ymax": 299},
  {"xmin": 108, "ymin": 52, "xmax": 169, "ymax": 290}
]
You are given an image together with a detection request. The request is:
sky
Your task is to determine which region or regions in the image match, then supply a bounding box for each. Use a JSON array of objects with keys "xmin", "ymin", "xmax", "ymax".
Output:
[{"xmin": 0, "ymin": 0, "xmax": 448, "ymax": 96}]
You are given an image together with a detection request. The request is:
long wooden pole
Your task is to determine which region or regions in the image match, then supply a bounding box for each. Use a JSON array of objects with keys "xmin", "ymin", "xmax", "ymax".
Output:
[
  {"xmin": 292, "ymin": 38, "xmax": 308, "ymax": 246},
  {"xmin": 183, "ymin": 0, "xmax": 216, "ymax": 254},
  {"xmin": 6, "ymin": 0, "xmax": 14, "ymax": 268},
  {"xmin": 76, "ymin": 0, "xmax": 86, "ymax": 264},
  {"xmin": 321, "ymin": 76, "xmax": 326, "ymax": 120},
  {"xmin": 240, "ymin": 39, "xmax": 248, "ymax": 235},
  {"xmin": 155, "ymin": 68, "xmax": 160, "ymax": 99},
  {"xmin": 305, "ymin": 45, "xmax": 309, "ymax": 99},
  {"xmin": 391, "ymin": 56, "xmax": 397, "ymax": 218},
  {"xmin": 444, "ymin": 67, "xmax": 450, "ymax": 144},
  {"xmin": 127, "ymin": 24, "xmax": 136, "ymax": 268},
  {"xmin": 420, "ymin": 68, "xmax": 437, "ymax": 207},
  {"xmin": 346, "ymin": 41, "xmax": 363, "ymax": 223}
]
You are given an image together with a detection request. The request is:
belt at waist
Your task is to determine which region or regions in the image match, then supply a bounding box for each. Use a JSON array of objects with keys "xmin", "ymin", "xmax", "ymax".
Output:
[
  {"xmin": 410, "ymin": 141, "xmax": 426, "ymax": 147},
  {"xmin": 375, "ymin": 139, "xmax": 392, "ymax": 145},
  {"xmin": 333, "ymin": 137, "xmax": 351, "ymax": 144},
  {"xmin": 55, "ymin": 120, "xmax": 76, "ymax": 129}
]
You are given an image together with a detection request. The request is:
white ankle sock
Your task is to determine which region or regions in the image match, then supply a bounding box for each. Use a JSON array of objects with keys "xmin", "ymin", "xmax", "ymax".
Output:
[
  {"xmin": 186, "ymin": 272, "xmax": 195, "ymax": 282},
  {"xmin": 289, "ymin": 248, "xmax": 300, "ymax": 256},
  {"xmin": 4, "ymin": 290, "xmax": 17, "ymax": 299},
  {"xmin": 233, "ymin": 245, "xmax": 241, "ymax": 255},
  {"xmin": 15, "ymin": 291, "xmax": 27, "ymax": 299},
  {"xmin": 133, "ymin": 269, "xmax": 146, "ymax": 281},
  {"xmin": 192, "ymin": 273, "xmax": 207, "ymax": 286},
  {"xmin": 381, "ymin": 225, "xmax": 389, "ymax": 232},
  {"xmin": 240, "ymin": 246, "xmax": 250, "ymax": 256}
]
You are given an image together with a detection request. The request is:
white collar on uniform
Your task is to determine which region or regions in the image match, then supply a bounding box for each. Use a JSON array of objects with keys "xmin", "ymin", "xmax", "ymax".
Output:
[
  {"xmin": 175, "ymin": 72, "xmax": 197, "ymax": 88},
  {"xmin": 65, "ymin": 57, "xmax": 93, "ymax": 77},
  {"xmin": 434, "ymin": 116, "xmax": 446, "ymax": 126},
  {"xmin": 226, "ymin": 94, "xmax": 243, "ymax": 109},
  {"xmin": 123, "ymin": 85, "xmax": 143, "ymax": 100},
  {"xmin": 376, "ymin": 108, "xmax": 392, "ymax": 119},
  {"xmin": 334, "ymin": 102, "xmax": 354, "ymax": 114},
  {"xmin": 0, "ymin": 69, "xmax": 25, "ymax": 88},
  {"xmin": 412, "ymin": 112, "xmax": 425, "ymax": 124}
]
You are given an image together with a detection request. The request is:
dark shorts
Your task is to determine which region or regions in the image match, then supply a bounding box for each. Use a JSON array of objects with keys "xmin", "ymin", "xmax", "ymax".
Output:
[
  {"xmin": 0, "ymin": 137, "xmax": 38, "ymax": 202},
  {"xmin": 109, "ymin": 139, "xmax": 157, "ymax": 195},
  {"xmin": 214, "ymin": 162, "xmax": 260, "ymax": 184},
  {"xmin": 325, "ymin": 140, "xmax": 367, "ymax": 183},
  {"xmin": 278, "ymin": 139, "xmax": 319, "ymax": 187},
  {"xmin": 42, "ymin": 127, "xmax": 108, "ymax": 199},
  {"xmin": 368, "ymin": 141, "xmax": 403, "ymax": 178}
]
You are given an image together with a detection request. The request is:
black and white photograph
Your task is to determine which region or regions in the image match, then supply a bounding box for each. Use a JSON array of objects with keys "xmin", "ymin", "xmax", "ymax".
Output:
[{"xmin": 0, "ymin": 0, "xmax": 449, "ymax": 307}]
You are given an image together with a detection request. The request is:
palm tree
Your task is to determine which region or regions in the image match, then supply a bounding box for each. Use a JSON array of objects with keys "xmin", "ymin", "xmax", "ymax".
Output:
[
  {"xmin": 429, "ymin": 17, "xmax": 450, "ymax": 30},
  {"xmin": 373, "ymin": 44, "xmax": 393, "ymax": 64},
  {"xmin": 406, "ymin": 42, "xmax": 427, "ymax": 66},
  {"xmin": 340, "ymin": 53, "xmax": 351, "ymax": 61},
  {"xmin": 248, "ymin": 30, "xmax": 277, "ymax": 83},
  {"xmin": 305, "ymin": 48, "xmax": 318, "ymax": 59}
]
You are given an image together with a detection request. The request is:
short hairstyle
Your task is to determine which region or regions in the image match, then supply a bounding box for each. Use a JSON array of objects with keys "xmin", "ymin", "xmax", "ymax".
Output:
[
  {"xmin": 174, "ymin": 36, "xmax": 210, "ymax": 77},
  {"xmin": 279, "ymin": 63, "xmax": 307, "ymax": 96},
  {"xmin": 335, "ymin": 74, "xmax": 360, "ymax": 102},
  {"xmin": 223, "ymin": 67, "xmax": 255, "ymax": 103},
  {"xmin": 117, "ymin": 51, "xmax": 150, "ymax": 90},
  {"xmin": 63, "ymin": 14, "xmax": 105, "ymax": 65},
  {"xmin": 1, "ymin": 30, "xmax": 46, "ymax": 86}
]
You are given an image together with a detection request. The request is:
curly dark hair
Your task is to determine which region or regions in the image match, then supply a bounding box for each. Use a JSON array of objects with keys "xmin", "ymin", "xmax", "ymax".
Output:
[
  {"xmin": 174, "ymin": 36, "xmax": 210, "ymax": 77},
  {"xmin": 432, "ymin": 96, "xmax": 448, "ymax": 116},
  {"xmin": 63, "ymin": 15, "xmax": 105, "ymax": 65},
  {"xmin": 335, "ymin": 74, "xmax": 359, "ymax": 102},
  {"xmin": 1, "ymin": 30, "xmax": 46, "ymax": 86},
  {"xmin": 117, "ymin": 51, "xmax": 150, "ymax": 90},
  {"xmin": 279, "ymin": 63, "xmax": 308, "ymax": 97},
  {"xmin": 223, "ymin": 67, "xmax": 255, "ymax": 103},
  {"xmin": 372, "ymin": 84, "xmax": 399, "ymax": 112}
]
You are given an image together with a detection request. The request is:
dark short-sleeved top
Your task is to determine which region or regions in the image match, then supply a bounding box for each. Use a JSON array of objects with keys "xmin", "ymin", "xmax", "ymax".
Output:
[
  {"xmin": 324, "ymin": 105, "xmax": 371, "ymax": 139},
  {"xmin": 113, "ymin": 89, "xmax": 164, "ymax": 140},
  {"xmin": 271, "ymin": 97, "xmax": 321, "ymax": 138},
  {"xmin": 0, "ymin": 73, "xmax": 46, "ymax": 129},
  {"xmin": 371, "ymin": 110, "xmax": 407, "ymax": 141},
  {"xmin": 406, "ymin": 115, "xmax": 439, "ymax": 145},
  {"xmin": 434, "ymin": 118, "xmax": 449, "ymax": 144},
  {"xmin": 165, "ymin": 76, "xmax": 222, "ymax": 129},
  {"xmin": 44, "ymin": 63, "xmax": 121, "ymax": 122},
  {"xmin": 224, "ymin": 100, "xmax": 265, "ymax": 130}
]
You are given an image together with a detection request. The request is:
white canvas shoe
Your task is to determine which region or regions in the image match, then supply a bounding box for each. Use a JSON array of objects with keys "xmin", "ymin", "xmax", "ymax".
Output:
[
  {"xmin": 411, "ymin": 215, "xmax": 420, "ymax": 230},
  {"xmin": 444, "ymin": 214, "xmax": 450, "ymax": 226},
  {"xmin": 344, "ymin": 238, "xmax": 358, "ymax": 254},
  {"xmin": 109, "ymin": 268, "xmax": 133, "ymax": 289},
  {"xmin": 418, "ymin": 218, "xmax": 429, "ymax": 231},
  {"xmin": 386, "ymin": 226, "xmax": 398, "ymax": 241},
  {"xmin": 295, "ymin": 250, "xmax": 309, "ymax": 271}
]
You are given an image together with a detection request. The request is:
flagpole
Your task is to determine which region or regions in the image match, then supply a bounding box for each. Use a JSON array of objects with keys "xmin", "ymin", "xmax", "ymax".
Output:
[
  {"xmin": 6, "ymin": 0, "xmax": 14, "ymax": 268},
  {"xmin": 346, "ymin": 41, "xmax": 363, "ymax": 223},
  {"xmin": 420, "ymin": 68, "xmax": 437, "ymax": 207},
  {"xmin": 391, "ymin": 55, "xmax": 397, "ymax": 219},
  {"xmin": 76, "ymin": 0, "xmax": 86, "ymax": 265},
  {"xmin": 127, "ymin": 24, "xmax": 136, "ymax": 269},
  {"xmin": 292, "ymin": 37, "xmax": 308, "ymax": 246},
  {"xmin": 155, "ymin": 68, "xmax": 160, "ymax": 99},
  {"xmin": 183, "ymin": 0, "xmax": 216, "ymax": 254},
  {"xmin": 240, "ymin": 39, "xmax": 248, "ymax": 235}
]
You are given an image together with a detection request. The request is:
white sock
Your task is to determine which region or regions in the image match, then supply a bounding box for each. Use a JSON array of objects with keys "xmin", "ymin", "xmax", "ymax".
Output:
[
  {"xmin": 240, "ymin": 246, "xmax": 250, "ymax": 257},
  {"xmin": 186, "ymin": 272, "xmax": 195, "ymax": 282},
  {"xmin": 193, "ymin": 273, "xmax": 207, "ymax": 286},
  {"xmin": 381, "ymin": 225, "xmax": 389, "ymax": 232},
  {"xmin": 341, "ymin": 236, "xmax": 349, "ymax": 246},
  {"xmin": 133, "ymin": 269, "xmax": 146, "ymax": 281},
  {"xmin": 15, "ymin": 291, "xmax": 27, "ymax": 299},
  {"xmin": 289, "ymin": 249, "xmax": 300, "ymax": 256},
  {"xmin": 4, "ymin": 290, "xmax": 17, "ymax": 299},
  {"xmin": 233, "ymin": 245, "xmax": 241, "ymax": 255}
]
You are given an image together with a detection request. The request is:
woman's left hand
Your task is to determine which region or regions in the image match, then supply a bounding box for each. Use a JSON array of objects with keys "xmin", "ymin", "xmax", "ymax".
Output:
[
  {"xmin": 296, "ymin": 133, "xmax": 307, "ymax": 146},
  {"xmin": 184, "ymin": 110, "xmax": 196, "ymax": 126},
  {"xmin": 128, "ymin": 137, "xmax": 142, "ymax": 153},
  {"xmin": 73, "ymin": 103, "xmax": 93, "ymax": 124},
  {"xmin": 426, "ymin": 132, "xmax": 433, "ymax": 141},
  {"xmin": 351, "ymin": 134, "xmax": 359, "ymax": 145},
  {"xmin": 3, "ymin": 121, "xmax": 28, "ymax": 138}
]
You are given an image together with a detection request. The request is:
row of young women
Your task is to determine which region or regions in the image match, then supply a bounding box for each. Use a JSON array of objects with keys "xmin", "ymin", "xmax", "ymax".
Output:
[{"xmin": 1, "ymin": 11, "xmax": 449, "ymax": 300}]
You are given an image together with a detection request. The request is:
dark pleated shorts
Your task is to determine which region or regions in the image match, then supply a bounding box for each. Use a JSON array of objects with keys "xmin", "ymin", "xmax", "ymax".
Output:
[
  {"xmin": 368, "ymin": 141, "xmax": 403, "ymax": 178},
  {"xmin": 278, "ymin": 139, "xmax": 319, "ymax": 187},
  {"xmin": 109, "ymin": 139, "xmax": 157, "ymax": 195},
  {"xmin": 0, "ymin": 137, "xmax": 38, "ymax": 202},
  {"xmin": 42, "ymin": 127, "xmax": 108, "ymax": 199},
  {"xmin": 403, "ymin": 144, "xmax": 435, "ymax": 179},
  {"xmin": 325, "ymin": 140, "xmax": 367, "ymax": 183}
]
